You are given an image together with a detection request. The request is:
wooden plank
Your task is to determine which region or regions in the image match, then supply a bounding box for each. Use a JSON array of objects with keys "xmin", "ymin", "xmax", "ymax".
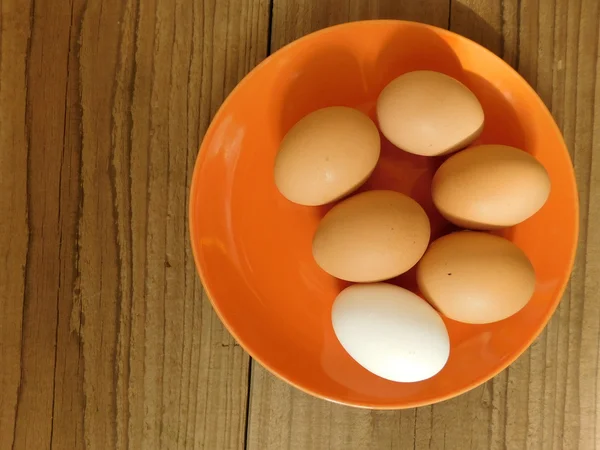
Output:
[
  {"xmin": 0, "ymin": 1, "xmax": 33, "ymax": 448},
  {"xmin": 0, "ymin": 0, "xmax": 270, "ymax": 448},
  {"xmin": 453, "ymin": 1, "xmax": 600, "ymax": 448},
  {"xmin": 247, "ymin": 1, "xmax": 600, "ymax": 449},
  {"xmin": 2, "ymin": 0, "xmax": 80, "ymax": 448},
  {"xmin": 246, "ymin": 2, "xmax": 452, "ymax": 450}
]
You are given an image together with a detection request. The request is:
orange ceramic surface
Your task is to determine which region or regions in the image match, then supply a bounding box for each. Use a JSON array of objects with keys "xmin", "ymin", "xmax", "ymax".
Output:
[{"xmin": 189, "ymin": 21, "xmax": 578, "ymax": 408}]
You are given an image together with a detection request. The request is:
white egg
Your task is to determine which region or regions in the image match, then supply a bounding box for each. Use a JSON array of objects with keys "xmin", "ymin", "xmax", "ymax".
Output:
[{"xmin": 331, "ymin": 283, "xmax": 450, "ymax": 383}]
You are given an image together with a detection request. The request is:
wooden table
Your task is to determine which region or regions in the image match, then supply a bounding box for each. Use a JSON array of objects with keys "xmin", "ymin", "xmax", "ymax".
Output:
[{"xmin": 1, "ymin": 0, "xmax": 598, "ymax": 449}]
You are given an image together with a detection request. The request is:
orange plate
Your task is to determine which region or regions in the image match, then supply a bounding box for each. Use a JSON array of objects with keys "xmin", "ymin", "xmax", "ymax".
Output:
[{"xmin": 189, "ymin": 21, "xmax": 578, "ymax": 408}]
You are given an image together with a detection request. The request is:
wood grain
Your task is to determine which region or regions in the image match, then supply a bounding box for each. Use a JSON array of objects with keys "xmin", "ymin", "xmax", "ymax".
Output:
[
  {"xmin": 1, "ymin": 0, "xmax": 599, "ymax": 449},
  {"xmin": 0, "ymin": 0, "xmax": 269, "ymax": 449},
  {"xmin": 246, "ymin": 1, "xmax": 600, "ymax": 450},
  {"xmin": 0, "ymin": 0, "xmax": 32, "ymax": 446}
]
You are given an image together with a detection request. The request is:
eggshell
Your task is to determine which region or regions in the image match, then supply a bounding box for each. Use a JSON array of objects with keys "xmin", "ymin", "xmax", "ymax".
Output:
[
  {"xmin": 416, "ymin": 231, "xmax": 536, "ymax": 324},
  {"xmin": 312, "ymin": 190, "xmax": 430, "ymax": 282},
  {"xmin": 332, "ymin": 283, "xmax": 450, "ymax": 383},
  {"xmin": 376, "ymin": 70, "xmax": 484, "ymax": 156},
  {"xmin": 274, "ymin": 106, "xmax": 380, "ymax": 206},
  {"xmin": 431, "ymin": 144, "xmax": 551, "ymax": 229}
]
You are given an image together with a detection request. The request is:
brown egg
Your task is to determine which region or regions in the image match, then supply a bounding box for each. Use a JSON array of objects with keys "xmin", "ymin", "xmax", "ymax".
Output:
[
  {"xmin": 432, "ymin": 144, "xmax": 551, "ymax": 229},
  {"xmin": 312, "ymin": 190, "xmax": 430, "ymax": 282},
  {"xmin": 416, "ymin": 231, "xmax": 535, "ymax": 324},
  {"xmin": 376, "ymin": 71, "xmax": 484, "ymax": 156},
  {"xmin": 274, "ymin": 107, "xmax": 380, "ymax": 206}
]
